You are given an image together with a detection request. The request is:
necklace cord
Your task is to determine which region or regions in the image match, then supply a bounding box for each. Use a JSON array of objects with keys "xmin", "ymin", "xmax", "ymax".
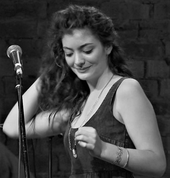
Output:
[
  {"xmin": 68, "ymin": 74, "xmax": 114, "ymax": 158},
  {"xmin": 84, "ymin": 74, "xmax": 114, "ymax": 119}
]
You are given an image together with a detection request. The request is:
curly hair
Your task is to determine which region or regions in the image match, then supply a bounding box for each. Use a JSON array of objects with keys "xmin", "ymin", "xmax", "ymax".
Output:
[{"xmin": 38, "ymin": 5, "xmax": 133, "ymax": 119}]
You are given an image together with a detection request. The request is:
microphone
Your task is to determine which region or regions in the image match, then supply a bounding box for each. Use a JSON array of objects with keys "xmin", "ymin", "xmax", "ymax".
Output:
[{"xmin": 7, "ymin": 45, "xmax": 23, "ymax": 76}]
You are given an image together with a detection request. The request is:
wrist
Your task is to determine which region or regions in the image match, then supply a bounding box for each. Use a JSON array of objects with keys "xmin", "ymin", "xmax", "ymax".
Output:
[
  {"xmin": 99, "ymin": 142, "xmax": 130, "ymax": 169},
  {"xmin": 100, "ymin": 140, "xmax": 107, "ymax": 158},
  {"xmin": 115, "ymin": 147, "xmax": 130, "ymax": 168}
]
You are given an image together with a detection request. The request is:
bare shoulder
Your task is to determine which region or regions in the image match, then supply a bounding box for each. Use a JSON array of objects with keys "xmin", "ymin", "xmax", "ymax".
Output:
[
  {"xmin": 115, "ymin": 77, "xmax": 151, "ymax": 111},
  {"xmin": 115, "ymin": 77, "xmax": 155, "ymax": 126},
  {"xmin": 115, "ymin": 77, "xmax": 153, "ymax": 115},
  {"xmin": 118, "ymin": 78, "xmax": 143, "ymax": 97}
]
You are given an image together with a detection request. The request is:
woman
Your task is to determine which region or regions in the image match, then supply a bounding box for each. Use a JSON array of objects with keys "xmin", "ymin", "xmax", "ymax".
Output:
[{"xmin": 3, "ymin": 5, "xmax": 166, "ymax": 178}]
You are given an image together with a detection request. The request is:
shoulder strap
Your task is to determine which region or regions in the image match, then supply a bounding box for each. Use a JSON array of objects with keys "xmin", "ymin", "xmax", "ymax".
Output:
[{"xmin": 110, "ymin": 77, "xmax": 128, "ymax": 105}]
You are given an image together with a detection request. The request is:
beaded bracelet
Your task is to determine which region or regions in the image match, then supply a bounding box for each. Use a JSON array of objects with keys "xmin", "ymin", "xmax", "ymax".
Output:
[{"xmin": 122, "ymin": 148, "xmax": 130, "ymax": 168}]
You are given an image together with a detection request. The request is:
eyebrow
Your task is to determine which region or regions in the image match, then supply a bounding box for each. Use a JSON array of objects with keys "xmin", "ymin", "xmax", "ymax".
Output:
[{"xmin": 63, "ymin": 43, "xmax": 93, "ymax": 50}]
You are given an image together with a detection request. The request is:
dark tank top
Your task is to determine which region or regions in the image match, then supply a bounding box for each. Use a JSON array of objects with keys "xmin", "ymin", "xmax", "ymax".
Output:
[{"xmin": 63, "ymin": 77, "xmax": 135, "ymax": 178}]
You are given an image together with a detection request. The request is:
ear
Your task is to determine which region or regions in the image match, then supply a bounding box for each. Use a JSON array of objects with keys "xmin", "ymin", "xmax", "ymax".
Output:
[{"xmin": 105, "ymin": 45, "xmax": 113, "ymax": 55}]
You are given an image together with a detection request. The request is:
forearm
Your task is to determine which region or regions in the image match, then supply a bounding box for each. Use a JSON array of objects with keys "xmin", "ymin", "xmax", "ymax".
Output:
[
  {"xmin": 25, "ymin": 110, "xmax": 66, "ymax": 138},
  {"xmin": 126, "ymin": 148, "xmax": 165, "ymax": 177},
  {"xmin": 100, "ymin": 141, "xmax": 166, "ymax": 177}
]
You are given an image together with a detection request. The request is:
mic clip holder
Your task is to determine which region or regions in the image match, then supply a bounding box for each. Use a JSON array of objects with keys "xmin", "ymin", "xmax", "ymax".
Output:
[{"xmin": 15, "ymin": 63, "xmax": 23, "ymax": 76}]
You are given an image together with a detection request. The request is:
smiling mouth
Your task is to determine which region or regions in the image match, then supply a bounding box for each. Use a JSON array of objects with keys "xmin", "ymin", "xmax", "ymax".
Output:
[
  {"xmin": 74, "ymin": 65, "xmax": 92, "ymax": 72},
  {"xmin": 75, "ymin": 65, "xmax": 91, "ymax": 70}
]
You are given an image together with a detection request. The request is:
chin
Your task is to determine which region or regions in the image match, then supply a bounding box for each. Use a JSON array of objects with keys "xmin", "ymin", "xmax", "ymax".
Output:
[
  {"xmin": 76, "ymin": 73, "xmax": 91, "ymax": 81},
  {"xmin": 77, "ymin": 75, "xmax": 89, "ymax": 81}
]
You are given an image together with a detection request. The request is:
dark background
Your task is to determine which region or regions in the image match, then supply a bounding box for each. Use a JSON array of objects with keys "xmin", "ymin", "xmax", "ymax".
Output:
[{"xmin": 0, "ymin": 0, "xmax": 169, "ymax": 178}]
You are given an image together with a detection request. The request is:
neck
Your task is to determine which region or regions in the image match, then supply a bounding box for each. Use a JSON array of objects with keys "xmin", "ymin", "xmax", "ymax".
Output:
[{"xmin": 87, "ymin": 69, "xmax": 114, "ymax": 93}]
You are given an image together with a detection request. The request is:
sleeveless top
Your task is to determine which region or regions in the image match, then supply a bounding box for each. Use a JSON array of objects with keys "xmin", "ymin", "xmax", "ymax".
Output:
[{"xmin": 63, "ymin": 77, "xmax": 135, "ymax": 178}]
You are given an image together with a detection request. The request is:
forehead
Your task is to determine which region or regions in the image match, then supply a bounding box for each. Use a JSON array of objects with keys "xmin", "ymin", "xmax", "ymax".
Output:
[{"xmin": 62, "ymin": 28, "xmax": 100, "ymax": 47}]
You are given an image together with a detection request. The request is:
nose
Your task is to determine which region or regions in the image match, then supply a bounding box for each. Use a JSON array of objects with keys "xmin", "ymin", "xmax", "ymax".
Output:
[{"xmin": 74, "ymin": 52, "xmax": 85, "ymax": 68}]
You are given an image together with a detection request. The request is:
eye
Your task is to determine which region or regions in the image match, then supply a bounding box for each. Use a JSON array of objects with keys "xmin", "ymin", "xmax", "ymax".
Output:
[
  {"xmin": 66, "ymin": 53, "xmax": 73, "ymax": 57},
  {"xmin": 83, "ymin": 49, "xmax": 93, "ymax": 54},
  {"xmin": 64, "ymin": 52, "xmax": 73, "ymax": 57}
]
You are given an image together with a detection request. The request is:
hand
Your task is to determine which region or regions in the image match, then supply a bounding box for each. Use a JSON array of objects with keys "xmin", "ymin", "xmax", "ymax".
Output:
[{"xmin": 74, "ymin": 126, "xmax": 104, "ymax": 157}]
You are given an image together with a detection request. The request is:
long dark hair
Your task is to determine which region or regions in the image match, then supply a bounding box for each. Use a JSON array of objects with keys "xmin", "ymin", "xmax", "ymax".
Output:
[{"xmin": 38, "ymin": 5, "xmax": 133, "ymax": 119}]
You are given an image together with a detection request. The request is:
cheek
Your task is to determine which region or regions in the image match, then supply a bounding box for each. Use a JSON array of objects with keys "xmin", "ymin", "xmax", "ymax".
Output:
[
  {"xmin": 91, "ymin": 51, "xmax": 105, "ymax": 63},
  {"xmin": 86, "ymin": 51, "xmax": 100, "ymax": 63},
  {"xmin": 65, "ymin": 57, "xmax": 74, "ymax": 67}
]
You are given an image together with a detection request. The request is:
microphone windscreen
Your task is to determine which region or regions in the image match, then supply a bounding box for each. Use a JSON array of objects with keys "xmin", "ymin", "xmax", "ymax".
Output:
[{"xmin": 7, "ymin": 45, "xmax": 22, "ymax": 58}]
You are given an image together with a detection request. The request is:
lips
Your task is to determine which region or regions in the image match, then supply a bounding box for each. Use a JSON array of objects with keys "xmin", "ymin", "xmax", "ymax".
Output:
[{"xmin": 74, "ymin": 65, "xmax": 92, "ymax": 72}]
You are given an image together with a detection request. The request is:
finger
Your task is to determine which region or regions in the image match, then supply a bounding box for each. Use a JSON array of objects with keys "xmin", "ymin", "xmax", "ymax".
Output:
[
  {"xmin": 75, "ymin": 127, "xmax": 86, "ymax": 136},
  {"xmin": 76, "ymin": 126, "xmax": 94, "ymax": 135},
  {"xmin": 78, "ymin": 141, "xmax": 87, "ymax": 148},
  {"xmin": 75, "ymin": 134, "xmax": 87, "ymax": 142},
  {"xmin": 78, "ymin": 141, "xmax": 95, "ymax": 151}
]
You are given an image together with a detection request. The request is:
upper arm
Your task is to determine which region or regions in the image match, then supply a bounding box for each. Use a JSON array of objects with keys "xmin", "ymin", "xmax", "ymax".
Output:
[{"xmin": 116, "ymin": 78, "xmax": 164, "ymax": 154}]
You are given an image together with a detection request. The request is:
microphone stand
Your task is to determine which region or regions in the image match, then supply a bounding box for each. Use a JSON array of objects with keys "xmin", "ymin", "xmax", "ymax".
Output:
[
  {"xmin": 15, "ymin": 73, "xmax": 30, "ymax": 178},
  {"xmin": 48, "ymin": 136, "xmax": 53, "ymax": 178}
]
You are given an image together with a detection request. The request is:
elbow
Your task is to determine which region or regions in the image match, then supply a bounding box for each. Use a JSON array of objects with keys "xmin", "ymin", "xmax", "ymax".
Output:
[
  {"xmin": 138, "ymin": 151, "xmax": 167, "ymax": 178},
  {"xmin": 152, "ymin": 155, "xmax": 167, "ymax": 178},
  {"xmin": 154, "ymin": 166, "xmax": 166, "ymax": 178},
  {"xmin": 157, "ymin": 160, "xmax": 166, "ymax": 178}
]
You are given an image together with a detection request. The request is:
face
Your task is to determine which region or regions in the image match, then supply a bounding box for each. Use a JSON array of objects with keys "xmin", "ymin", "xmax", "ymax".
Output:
[{"xmin": 62, "ymin": 28, "xmax": 112, "ymax": 82}]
